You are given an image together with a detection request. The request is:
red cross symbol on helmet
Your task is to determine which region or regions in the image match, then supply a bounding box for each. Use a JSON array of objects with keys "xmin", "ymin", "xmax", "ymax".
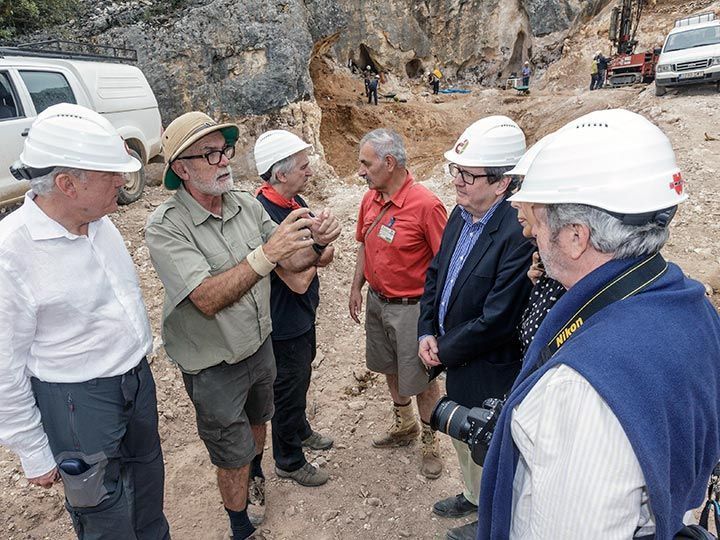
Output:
[{"xmin": 669, "ymin": 172, "xmax": 684, "ymax": 195}]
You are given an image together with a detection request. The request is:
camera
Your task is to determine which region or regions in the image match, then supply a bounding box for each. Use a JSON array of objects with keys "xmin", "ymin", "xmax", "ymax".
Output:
[{"xmin": 430, "ymin": 396, "xmax": 504, "ymax": 466}]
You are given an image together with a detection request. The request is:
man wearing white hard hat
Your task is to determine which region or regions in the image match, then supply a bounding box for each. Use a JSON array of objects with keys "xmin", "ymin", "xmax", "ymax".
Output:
[
  {"xmin": 0, "ymin": 103, "xmax": 170, "ymax": 539},
  {"xmin": 146, "ymin": 112, "xmax": 340, "ymax": 540},
  {"xmin": 248, "ymin": 130, "xmax": 336, "ymax": 497},
  {"xmin": 418, "ymin": 115, "xmax": 533, "ymax": 540},
  {"xmin": 479, "ymin": 109, "xmax": 720, "ymax": 539}
]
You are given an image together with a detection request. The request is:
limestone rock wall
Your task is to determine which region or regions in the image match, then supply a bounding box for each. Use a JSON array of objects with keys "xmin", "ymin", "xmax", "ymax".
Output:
[{"xmin": 38, "ymin": 0, "xmax": 603, "ymax": 121}]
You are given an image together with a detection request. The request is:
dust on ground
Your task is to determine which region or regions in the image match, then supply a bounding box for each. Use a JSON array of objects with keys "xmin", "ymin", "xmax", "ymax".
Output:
[{"xmin": 2, "ymin": 5, "xmax": 720, "ymax": 538}]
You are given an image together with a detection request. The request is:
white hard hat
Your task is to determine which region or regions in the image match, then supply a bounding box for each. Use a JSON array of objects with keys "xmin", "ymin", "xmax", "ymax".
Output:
[
  {"xmin": 17, "ymin": 103, "xmax": 140, "ymax": 176},
  {"xmin": 509, "ymin": 109, "xmax": 686, "ymax": 216},
  {"xmin": 444, "ymin": 115, "xmax": 526, "ymax": 168},
  {"xmin": 506, "ymin": 132, "xmax": 558, "ymax": 177},
  {"xmin": 254, "ymin": 129, "xmax": 313, "ymax": 176}
]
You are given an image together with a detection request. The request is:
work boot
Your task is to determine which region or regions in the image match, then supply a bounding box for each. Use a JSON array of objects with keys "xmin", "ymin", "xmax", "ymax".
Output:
[
  {"xmin": 302, "ymin": 430, "xmax": 334, "ymax": 450},
  {"xmin": 275, "ymin": 462, "xmax": 329, "ymax": 487},
  {"xmin": 420, "ymin": 423, "xmax": 442, "ymax": 479},
  {"xmin": 446, "ymin": 520, "xmax": 478, "ymax": 540},
  {"xmin": 246, "ymin": 475, "xmax": 265, "ymax": 526},
  {"xmin": 372, "ymin": 402, "xmax": 420, "ymax": 448}
]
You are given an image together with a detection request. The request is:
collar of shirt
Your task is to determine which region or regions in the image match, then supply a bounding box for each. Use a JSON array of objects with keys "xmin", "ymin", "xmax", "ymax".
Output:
[
  {"xmin": 175, "ymin": 184, "xmax": 242, "ymax": 226},
  {"xmin": 22, "ymin": 191, "xmax": 102, "ymax": 241},
  {"xmin": 371, "ymin": 170, "xmax": 415, "ymax": 208},
  {"xmin": 459, "ymin": 197, "xmax": 503, "ymax": 229}
]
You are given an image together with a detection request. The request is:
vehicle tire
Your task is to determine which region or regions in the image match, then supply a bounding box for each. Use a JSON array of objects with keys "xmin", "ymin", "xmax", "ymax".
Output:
[
  {"xmin": 117, "ymin": 148, "xmax": 146, "ymax": 205},
  {"xmin": 655, "ymin": 83, "xmax": 667, "ymax": 97}
]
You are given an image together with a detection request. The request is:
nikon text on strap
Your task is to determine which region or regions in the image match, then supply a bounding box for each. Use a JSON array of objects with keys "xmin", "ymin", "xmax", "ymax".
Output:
[{"xmin": 530, "ymin": 252, "xmax": 668, "ymax": 378}]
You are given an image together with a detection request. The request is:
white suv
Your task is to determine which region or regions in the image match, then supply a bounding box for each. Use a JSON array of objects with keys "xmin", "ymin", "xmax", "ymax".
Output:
[
  {"xmin": 655, "ymin": 13, "xmax": 720, "ymax": 96},
  {"xmin": 0, "ymin": 41, "xmax": 163, "ymax": 205}
]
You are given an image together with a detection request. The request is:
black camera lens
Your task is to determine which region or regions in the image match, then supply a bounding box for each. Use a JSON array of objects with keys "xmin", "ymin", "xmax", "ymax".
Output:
[
  {"xmin": 431, "ymin": 395, "xmax": 504, "ymax": 466},
  {"xmin": 430, "ymin": 396, "xmax": 472, "ymax": 443}
]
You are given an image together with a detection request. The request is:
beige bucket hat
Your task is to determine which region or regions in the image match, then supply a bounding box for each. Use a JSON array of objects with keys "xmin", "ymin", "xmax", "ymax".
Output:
[{"xmin": 162, "ymin": 111, "xmax": 239, "ymax": 189}]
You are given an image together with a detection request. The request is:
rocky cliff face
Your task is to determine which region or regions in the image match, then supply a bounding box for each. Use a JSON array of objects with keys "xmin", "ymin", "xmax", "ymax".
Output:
[{"xmin": 43, "ymin": 0, "xmax": 601, "ymax": 127}]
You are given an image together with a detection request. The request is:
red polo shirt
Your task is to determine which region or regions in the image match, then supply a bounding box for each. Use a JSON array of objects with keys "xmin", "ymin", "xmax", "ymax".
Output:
[{"xmin": 355, "ymin": 172, "xmax": 447, "ymax": 298}]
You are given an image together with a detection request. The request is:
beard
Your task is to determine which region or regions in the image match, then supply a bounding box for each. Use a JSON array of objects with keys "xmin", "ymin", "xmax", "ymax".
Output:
[{"xmin": 188, "ymin": 168, "xmax": 234, "ymax": 196}]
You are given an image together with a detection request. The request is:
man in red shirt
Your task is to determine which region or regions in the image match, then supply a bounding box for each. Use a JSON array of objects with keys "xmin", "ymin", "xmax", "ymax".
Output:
[{"xmin": 349, "ymin": 128, "xmax": 448, "ymax": 478}]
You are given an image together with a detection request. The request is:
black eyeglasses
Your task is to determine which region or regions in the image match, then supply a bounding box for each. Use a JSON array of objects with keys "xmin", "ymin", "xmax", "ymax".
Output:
[
  {"xmin": 175, "ymin": 144, "xmax": 235, "ymax": 166},
  {"xmin": 448, "ymin": 163, "xmax": 493, "ymax": 185}
]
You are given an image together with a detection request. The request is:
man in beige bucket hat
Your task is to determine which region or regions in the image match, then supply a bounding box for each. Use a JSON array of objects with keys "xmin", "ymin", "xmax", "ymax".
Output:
[{"xmin": 145, "ymin": 111, "xmax": 341, "ymax": 540}]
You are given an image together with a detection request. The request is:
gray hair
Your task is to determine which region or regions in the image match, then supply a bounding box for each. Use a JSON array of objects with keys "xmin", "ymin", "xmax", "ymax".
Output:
[
  {"xmin": 485, "ymin": 165, "xmax": 515, "ymax": 194},
  {"xmin": 545, "ymin": 203, "xmax": 670, "ymax": 259},
  {"xmin": 30, "ymin": 167, "xmax": 87, "ymax": 196},
  {"xmin": 359, "ymin": 128, "xmax": 407, "ymax": 167},
  {"xmin": 267, "ymin": 152, "xmax": 299, "ymax": 185}
]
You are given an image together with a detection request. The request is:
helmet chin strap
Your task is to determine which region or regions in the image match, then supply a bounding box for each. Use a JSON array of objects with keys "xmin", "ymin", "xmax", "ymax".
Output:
[
  {"xmin": 9, "ymin": 162, "xmax": 54, "ymax": 181},
  {"xmin": 601, "ymin": 205, "xmax": 677, "ymax": 227}
]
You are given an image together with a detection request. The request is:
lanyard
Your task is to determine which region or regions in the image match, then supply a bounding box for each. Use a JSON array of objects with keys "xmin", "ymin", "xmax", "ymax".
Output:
[{"xmin": 524, "ymin": 252, "xmax": 668, "ymax": 383}]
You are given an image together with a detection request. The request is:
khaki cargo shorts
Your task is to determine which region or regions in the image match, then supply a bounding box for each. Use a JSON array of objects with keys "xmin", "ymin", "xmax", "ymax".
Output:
[{"xmin": 364, "ymin": 289, "xmax": 430, "ymax": 396}]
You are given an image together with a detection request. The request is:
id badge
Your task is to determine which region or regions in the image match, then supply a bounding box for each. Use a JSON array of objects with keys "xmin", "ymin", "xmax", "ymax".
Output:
[{"xmin": 378, "ymin": 224, "xmax": 396, "ymax": 243}]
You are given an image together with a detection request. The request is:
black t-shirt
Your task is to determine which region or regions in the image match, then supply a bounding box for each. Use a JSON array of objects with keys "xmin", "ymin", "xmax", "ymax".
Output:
[{"xmin": 256, "ymin": 193, "xmax": 320, "ymax": 340}]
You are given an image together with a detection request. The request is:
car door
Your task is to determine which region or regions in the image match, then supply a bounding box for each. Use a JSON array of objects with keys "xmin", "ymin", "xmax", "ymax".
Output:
[{"xmin": 0, "ymin": 69, "xmax": 34, "ymax": 198}]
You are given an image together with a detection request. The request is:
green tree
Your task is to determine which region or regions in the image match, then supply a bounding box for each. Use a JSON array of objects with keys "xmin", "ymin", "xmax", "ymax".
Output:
[{"xmin": 0, "ymin": 0, "xmax": 79, "ymax": 40}]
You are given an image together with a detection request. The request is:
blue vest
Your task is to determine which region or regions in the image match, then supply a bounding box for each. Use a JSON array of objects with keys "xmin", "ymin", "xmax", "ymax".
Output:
[{"xmin": 478, "ymin": 257, "xmax": 720, "ymax": 540}]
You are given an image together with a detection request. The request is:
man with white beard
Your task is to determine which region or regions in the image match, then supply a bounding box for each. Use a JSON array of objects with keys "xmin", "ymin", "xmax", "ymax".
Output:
[{"xmin": 145, "ymin": 112, "xmax": 340, "ymax": 540}]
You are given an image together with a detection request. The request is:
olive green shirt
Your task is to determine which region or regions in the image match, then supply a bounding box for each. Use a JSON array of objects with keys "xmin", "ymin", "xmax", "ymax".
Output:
[{"xmin": 145, "ymin": 185, "xmax": 276, "ymax": 374}]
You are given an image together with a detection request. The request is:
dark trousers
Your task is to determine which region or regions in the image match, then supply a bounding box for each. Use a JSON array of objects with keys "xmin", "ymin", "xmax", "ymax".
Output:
[
  {"xmin": 522, "ymin": 76, "xmax": 530, "ymax": 87},
  {"xmin": 271, "ymin": 328, "xmax": 315, "ymax": 472},
  {"xmin": 432, "ymin": 80, "xmax": 440, "ymax": 94},
  {"xmin": 32, "ymin": 358, "xmax": 169, "ymax": 540},
  {"xmin": 368, "ymin": 88, "xmax": 378, "ymax": 105},
  {"xmin": 597, "ymin": 69, "xmax": 606, "ymax": 88},
  {"xmin": 590, "ymin": 73, "xmax": 599, "ymax": 90}
]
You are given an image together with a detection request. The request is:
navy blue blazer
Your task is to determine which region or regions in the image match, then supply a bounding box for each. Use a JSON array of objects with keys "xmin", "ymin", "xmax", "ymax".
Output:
[{"xmin": 418, "ymin": 199, "xmax": 534, "ymax": 408}]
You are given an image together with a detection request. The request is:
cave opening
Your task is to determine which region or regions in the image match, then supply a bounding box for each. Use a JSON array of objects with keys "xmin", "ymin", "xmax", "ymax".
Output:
[
  {"xmin": 358, "ymin": 44, "xmax": 378, "ymax": 73},
  {"xmin": 500, "ymin": 31, "xmax": 527, "ymax": 80},
  {"xmin": 405, "ymin": 58, "xmax": 423, "ymax": 78}
]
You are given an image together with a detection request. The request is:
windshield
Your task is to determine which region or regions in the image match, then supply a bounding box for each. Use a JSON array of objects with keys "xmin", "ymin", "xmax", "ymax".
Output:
[{"xmin": 664, "ymin": 26, "xmax": 720, "ymax": 52}]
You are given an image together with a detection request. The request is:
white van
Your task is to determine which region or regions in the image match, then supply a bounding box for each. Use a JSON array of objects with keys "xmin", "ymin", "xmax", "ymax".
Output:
[
  {"xmin": 0, "ymin": 41, "xmax": 163, "ymax": 205},
  {"xmin": 655, "ymin": 13, "xmax": 720, "ymax": 96}
]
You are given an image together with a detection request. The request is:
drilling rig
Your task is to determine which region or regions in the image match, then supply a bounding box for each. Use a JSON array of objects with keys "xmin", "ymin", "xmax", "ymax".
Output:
[{"xmin": 606, "ymin": 0, "xmax": 661, "ymax": 86}]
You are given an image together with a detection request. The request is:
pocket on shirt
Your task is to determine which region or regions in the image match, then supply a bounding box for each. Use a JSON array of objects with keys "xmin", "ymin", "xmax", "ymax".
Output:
[
  {"xmin": 206, "ymin": 251, "xmax": 233, "ymax": 275},
  {"xmin": 245, "ymin": 235, "xmax": 263, "ymax": 250}
]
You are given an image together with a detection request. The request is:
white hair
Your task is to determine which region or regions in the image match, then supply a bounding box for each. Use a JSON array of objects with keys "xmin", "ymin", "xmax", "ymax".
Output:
[
  {"xmin": 359, "ymin": 129, "xmax": 407, "ymax": 167},
  {"xmin": 545, "ymin": 203, "xmax": 670, "ymax": 259},
  {"xmin": 268, "ymin": 153, "xmax": 300, "ymax": 185},
  {"xmin": 30, "ymin": 167, "xmax": 87, "ymax": 196}
]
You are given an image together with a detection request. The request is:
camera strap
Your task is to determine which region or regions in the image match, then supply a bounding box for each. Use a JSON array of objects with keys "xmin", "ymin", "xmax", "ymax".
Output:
[{"xmin": 528, "ymin": 252, "xmax": 668, "ymax": 378}]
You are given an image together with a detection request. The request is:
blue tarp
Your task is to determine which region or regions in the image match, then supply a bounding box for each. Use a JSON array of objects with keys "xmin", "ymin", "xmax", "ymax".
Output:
[{"xmin": 439, "ymin": 88, "xmax": 471, "ymax": 94}]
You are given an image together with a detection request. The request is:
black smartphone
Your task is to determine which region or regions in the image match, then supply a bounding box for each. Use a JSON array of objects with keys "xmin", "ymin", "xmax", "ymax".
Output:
[{"xmin": 58, "ymin": 458, "xmax": 91, "ymax": 475}]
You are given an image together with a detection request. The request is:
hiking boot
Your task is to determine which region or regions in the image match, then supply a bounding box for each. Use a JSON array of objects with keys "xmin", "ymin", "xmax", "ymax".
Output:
[
  {"xmin": 446, "ymin": 520, "xmax": 478, "ymax": 540},
  {"xmin": 432, "ymin": 493, "xmax": 478, "ymax": 518},
  {"xmin": 420, "ymin": 424, "xmax": 442, "ymax": 479},
  {"xmin": 372, "ymin": 402, "xmax": 420, "ymax": 448},
  {"xmin": 302, "ymin": 430, "xmax": 334, "ymax": 450},
  {"xmin": 246, "ymin": 476, "xmax": 265, "ymax": 526},
  {"xmin": 275, "ymin": 462, "xmax": 328, "ymax": 487}
]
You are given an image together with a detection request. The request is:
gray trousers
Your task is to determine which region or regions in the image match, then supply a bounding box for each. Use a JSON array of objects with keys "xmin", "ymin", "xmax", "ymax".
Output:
[{"xmin": 32, "ymin": 358, "xmax": 170, "ymax": 540}]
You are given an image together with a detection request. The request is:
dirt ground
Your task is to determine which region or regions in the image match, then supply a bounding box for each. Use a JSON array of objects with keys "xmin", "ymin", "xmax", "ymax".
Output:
[{"xmin": 2, "ymin": 4, "xmax": 720, "ymax": 538}]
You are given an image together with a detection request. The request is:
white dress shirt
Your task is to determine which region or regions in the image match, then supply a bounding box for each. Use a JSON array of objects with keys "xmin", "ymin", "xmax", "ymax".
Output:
[
  {"xmin": 510, "ymin": 364, "xmax": 656, "ymax": 539},
  {"xmin": 0, "ymin": 193, "xmax": 152, "ymax": 478}
]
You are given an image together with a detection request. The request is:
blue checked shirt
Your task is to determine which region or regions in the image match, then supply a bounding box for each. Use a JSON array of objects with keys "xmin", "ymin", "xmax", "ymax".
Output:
[{"xmin": 438, "ymin": 200, "xmax": 503, "ymax": 335}]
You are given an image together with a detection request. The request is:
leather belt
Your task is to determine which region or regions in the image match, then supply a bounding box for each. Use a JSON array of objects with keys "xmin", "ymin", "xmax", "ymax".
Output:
[{"xmin": 370, "ymin": 288, "xmax": 421, "ymax": 305}]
